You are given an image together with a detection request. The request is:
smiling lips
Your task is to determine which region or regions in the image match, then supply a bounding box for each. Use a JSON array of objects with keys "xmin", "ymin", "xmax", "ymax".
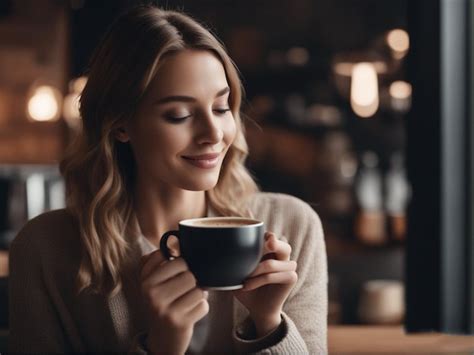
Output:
[{"xmin": 182, "ymin": 152, "xmax": 221, "ymax": 169}]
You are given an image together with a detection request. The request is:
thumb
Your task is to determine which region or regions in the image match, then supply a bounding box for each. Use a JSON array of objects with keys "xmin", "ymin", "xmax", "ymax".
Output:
[{"xmin": 140, "ymin": 251, "xmax": 155, "ymax": 268}]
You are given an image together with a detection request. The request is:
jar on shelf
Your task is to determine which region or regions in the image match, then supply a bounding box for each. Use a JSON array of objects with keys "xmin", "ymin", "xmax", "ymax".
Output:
[
  {"xmin": 354, "ymin": 151, "xmax": 386, "ymax": 245},
  {"xmin": 385, "ymin": 152, "xmax": 411, "ymax": 241}
]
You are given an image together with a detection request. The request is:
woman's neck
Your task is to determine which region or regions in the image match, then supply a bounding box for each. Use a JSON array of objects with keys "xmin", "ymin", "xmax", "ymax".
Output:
[{"xmin": 133, "ymin": 182, "xmax": 207, "ymax": 246}]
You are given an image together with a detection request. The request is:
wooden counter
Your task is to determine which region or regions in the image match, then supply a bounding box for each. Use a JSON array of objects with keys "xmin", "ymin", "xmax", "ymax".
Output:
[{"xmin": 329, "ymin": 326, "xmax": 474, "ymax": 353}]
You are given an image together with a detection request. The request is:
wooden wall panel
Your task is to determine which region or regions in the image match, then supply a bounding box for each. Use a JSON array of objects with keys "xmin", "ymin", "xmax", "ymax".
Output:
[{"xmin": 0, "ymin": 0, "xmax": 69, "ymax": 164}]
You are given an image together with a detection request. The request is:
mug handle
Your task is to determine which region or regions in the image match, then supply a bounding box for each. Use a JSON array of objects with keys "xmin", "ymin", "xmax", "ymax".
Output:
[{"xmin": 160, "ymin": 230, "xmax": 180, "ymax": 260}]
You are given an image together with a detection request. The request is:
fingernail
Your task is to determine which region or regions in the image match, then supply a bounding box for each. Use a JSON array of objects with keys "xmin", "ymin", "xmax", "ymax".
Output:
[{"xmin": 203, "ymin": 291, "xmax": 209, "ymax": 299}]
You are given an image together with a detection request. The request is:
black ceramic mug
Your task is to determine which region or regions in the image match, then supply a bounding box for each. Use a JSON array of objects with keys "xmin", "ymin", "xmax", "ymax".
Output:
[{"xmin": 160, "ymin": 217, "xmax": 265, "ymax": 290}]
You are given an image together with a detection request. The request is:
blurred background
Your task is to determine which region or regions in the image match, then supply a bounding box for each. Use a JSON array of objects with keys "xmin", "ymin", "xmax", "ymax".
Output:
[{"xmin": 0, "ymin": 0, "xmax": 412, "ymax": 336}]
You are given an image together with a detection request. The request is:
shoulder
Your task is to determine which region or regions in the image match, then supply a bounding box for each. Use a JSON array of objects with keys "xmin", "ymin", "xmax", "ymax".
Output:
[
  {"xmin": 248, "ymin": 192, "xmax": 321, "ymax": 224},
  {"xmin": 247, "ymin": 192, "xmax": 323, "ymax": 240},
  {"xmin": 10, "ymin": 209, "xmax": 81, "ymax": 260},
  {"xmin": 248, "ymin": 191, "xmax": 313, "ymax": 208},
  {"xmin": 9, "ymin": 210, "xmax": 83, "ymax": 300}
]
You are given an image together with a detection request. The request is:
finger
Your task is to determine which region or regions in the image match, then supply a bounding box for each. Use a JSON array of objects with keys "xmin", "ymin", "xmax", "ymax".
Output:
[
  {"xmin": 261, "ymin": 252, "xmax": 277, "ymax": 261},
  {"xmin": 249, "ymin": 259, "xmax": 297, "ymax": 278},
  {"xmin": 262, "ymin": 232, "xmax": 292, "ymax": 261},
  {"xmin": 243, "ymin": 271, "xmax": 298, "ymax": 291},
  {"xmin": 264, "ymin": 231, "xmax": 287, "ymax": 243},
  {"xmin": 166, "ymin": 235, "xmax": 181, "ymax": 257},
  {"xmin": 158, "ymin": 271, "xmax": 197, "ymax": 305},
  {"xmin": 170, "ymin": 288, "xmax": 208, "ymax": 314},
  {"xmin": 140, "ymin": 250, "xmax": 167, "ymax": 281},
  {"xmin": 142, "ymin": 257, "xmax": 189, "ymax": 285},
  {"xmin": 140, "ymin": 251, "xmax": 153, "ymax": 268},
  {"xmin": 184, "ymin": 298, "xmax": 210, "ymax": 325}
]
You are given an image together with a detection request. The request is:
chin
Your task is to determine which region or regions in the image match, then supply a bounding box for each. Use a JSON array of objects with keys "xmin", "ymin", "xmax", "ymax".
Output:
[{"xmin": 181, "ymin": 176, "xmax": 219, "ymax": 191}]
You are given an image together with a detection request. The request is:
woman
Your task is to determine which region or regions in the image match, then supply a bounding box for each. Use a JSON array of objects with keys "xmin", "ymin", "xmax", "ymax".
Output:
[{"xmin": 8, "ymin": 5, "xmax": 327, "ymax": 354}]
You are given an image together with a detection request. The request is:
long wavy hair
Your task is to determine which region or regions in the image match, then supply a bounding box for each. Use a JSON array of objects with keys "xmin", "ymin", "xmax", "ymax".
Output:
[{"xmin": 60, "ymin": 5, "xmax": 260, "ymax": 297}]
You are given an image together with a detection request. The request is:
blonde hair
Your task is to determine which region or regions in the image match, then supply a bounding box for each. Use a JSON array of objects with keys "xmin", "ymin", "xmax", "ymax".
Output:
[{"xmin": 60, "ymin": 6, "xmax": 259, "ymax": 297}]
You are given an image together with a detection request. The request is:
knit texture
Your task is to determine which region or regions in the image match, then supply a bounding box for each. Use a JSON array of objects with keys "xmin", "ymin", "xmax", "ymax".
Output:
[{"xmin": 8, "ymin": 192, "xmax": 327, "ymax": 354}]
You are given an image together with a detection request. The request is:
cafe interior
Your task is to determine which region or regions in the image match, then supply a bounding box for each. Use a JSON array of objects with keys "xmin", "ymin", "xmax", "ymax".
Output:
[{"xmin": 0, "ymin": 0, "xmax": 473, "ymax": 352}]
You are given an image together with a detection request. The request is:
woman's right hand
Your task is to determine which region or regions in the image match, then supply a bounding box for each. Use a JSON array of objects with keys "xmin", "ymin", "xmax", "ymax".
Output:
[{"xmin": 140, "ymin": 249, "xmax": 209, "ymax": 355}]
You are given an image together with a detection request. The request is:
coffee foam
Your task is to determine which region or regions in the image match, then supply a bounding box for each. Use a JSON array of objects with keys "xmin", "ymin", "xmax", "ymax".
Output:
[{"xmin": 182, "ymin": 217, "xmax": 262, "ymax": 228}]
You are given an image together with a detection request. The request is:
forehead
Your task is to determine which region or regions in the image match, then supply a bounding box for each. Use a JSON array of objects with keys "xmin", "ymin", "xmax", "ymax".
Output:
[{"xmin": 146, "ymin": 49, "xmax": 229, "ymax": 97}]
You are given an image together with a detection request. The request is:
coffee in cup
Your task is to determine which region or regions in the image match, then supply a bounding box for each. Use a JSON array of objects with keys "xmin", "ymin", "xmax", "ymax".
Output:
[
  {"xmin": 160, "ymin": 217, "xmax": 264, "ymax": 290},
  {"xmin": 187, "ymin": 218, "xmax": 255, "ymax": 227}
]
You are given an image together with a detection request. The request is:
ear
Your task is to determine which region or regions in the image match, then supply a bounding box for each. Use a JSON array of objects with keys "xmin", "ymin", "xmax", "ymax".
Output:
[{"xmin": 115, "ymin": 126, "xmax": 130, "ymax": 143}]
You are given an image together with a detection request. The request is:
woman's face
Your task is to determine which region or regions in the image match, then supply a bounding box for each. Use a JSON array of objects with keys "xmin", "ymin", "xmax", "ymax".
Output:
[{"xmin": 121, "ymin": 49, "xmax": 237, "ymax": 191}]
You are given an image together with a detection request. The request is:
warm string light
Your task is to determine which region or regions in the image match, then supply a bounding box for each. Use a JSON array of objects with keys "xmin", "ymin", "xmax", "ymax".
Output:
[
  {"xmin": 389, "ymin": 80, "xmax": 412, "ymax": 99},
  {"xmin": 63, "ymin": 76, "xmax": 87, "ymax": 127},
  {"xmin": 71, "ymin": 76, "xmax": 87, "ymax": 94},
  {"xmin": 27, "ymin": 85, "xmax": 62, "ymax": 122},
  {"xmin": 62, "ymin": 93, "xmax": 81, "ymax": 121},
  {"xmin": 350, "ymin": 62, "xmax": 379, "ymax": 118},
  {"xmin": 389, "ymin": 80, "xmax": 412, "ymax": 112},
  {"xmin": 332, "ymin": 28, "xmax": 410, "ymax": 118},
  {"xmin": 333, "ymin": 61, "xmax": 387, "ymax": 77},
  {"xmin": 386, "ymin": 29, "xmax": 409, "ymax": 59}
]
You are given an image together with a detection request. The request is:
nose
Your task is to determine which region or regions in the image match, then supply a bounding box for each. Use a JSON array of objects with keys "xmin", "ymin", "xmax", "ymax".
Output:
[{"xmin": 195, "ymin": 109, "xmax": 224, "ymax": 145}]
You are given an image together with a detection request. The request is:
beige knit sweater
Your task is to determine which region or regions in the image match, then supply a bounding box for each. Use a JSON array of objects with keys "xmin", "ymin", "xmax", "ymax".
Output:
[{"xmin": 8, "ymin": 192, "xmax": 328, "ymax": 354}]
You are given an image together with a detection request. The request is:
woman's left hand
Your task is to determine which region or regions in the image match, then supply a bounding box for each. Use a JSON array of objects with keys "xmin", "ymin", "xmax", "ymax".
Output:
[{"xmin": 233, "ymin": 232, "xmax": 298, "ymax": 338}]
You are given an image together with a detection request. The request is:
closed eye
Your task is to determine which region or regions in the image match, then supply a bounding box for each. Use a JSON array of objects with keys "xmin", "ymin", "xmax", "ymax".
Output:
[
  {"xmin": 165, "ymin": 114, "xmax": 191, "ymax": 123},
  {"xmin": 214, "ymin": 108, "xmax": 231, "ymax": 115},
  {"xmin": 164, "ymin": 108, "xmax": 230, "ymax": 123}
]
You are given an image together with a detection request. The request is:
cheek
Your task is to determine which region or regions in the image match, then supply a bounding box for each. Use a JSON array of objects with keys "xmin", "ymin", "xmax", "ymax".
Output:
[
  {"xmin": 130, "ymin": 122, "xmax": 187, "ymax": 159},
  {"xmin": 224, "ymin": 117, "xmax": 237, "ymax": 145}
]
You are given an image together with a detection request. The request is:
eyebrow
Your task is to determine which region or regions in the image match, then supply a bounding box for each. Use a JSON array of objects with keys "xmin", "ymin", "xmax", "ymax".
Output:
[{"xmin": 155, "ymin": 86, "xmax": 230, "ymax": 105}]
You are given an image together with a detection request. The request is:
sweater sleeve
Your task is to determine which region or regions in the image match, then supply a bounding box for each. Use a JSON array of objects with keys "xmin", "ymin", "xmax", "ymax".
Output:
[
  {"xmin": 8, "ymin": 227, "xmax": 70, "ymax": 352},
  {"xmin": 232, "ymin": 196, "xmax": 328, "ymax": 354}
]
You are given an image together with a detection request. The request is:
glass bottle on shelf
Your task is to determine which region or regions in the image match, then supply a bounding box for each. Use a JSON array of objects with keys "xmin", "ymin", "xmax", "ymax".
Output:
[
  {"xmin": 385, "ymin": 152, "xmax": 411, "ymax": 241},
  {"xmin": 354, "ymin": 151, "xmax": 386, "ymax": 245}
]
